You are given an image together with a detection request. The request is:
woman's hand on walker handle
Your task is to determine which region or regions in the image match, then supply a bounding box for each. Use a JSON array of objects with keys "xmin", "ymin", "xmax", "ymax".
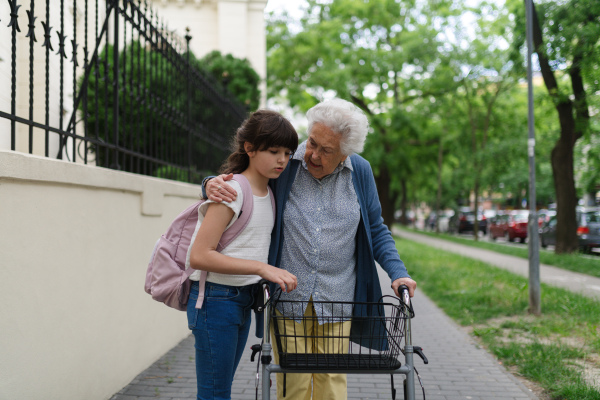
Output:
[
  {"xmin": 259, "ymin": 264, "xmax": 297, "ymax": 293},
  {"xmin": 392, "ymin": 277, "xmax": 417, "ymax": 298},
  {"xmin": 206, "ymin": 173, "xmax": 237, "ymax": 203}
]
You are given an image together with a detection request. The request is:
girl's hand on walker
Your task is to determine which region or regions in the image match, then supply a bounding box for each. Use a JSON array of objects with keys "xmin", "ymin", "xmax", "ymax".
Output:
[{"xmin": 260, "ymin": 265, "xmax": 297, "ymax": 293}]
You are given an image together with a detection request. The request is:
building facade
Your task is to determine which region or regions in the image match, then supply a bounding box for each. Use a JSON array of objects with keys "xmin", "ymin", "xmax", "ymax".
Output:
[{"xmin": 153, "ymin": 0, "xmax": 268, "ymax": 106}]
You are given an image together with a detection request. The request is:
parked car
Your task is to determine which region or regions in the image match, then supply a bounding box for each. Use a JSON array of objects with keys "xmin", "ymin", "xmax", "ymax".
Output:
[
  {"xmin": 449, "ymin": 208, "xmax": 487, "ymax": 235},
  {"xmin": 484, "ymin": 209, "xmax": 497, "ymax": 221},
  {"xmin": 539, "ymin": 207, "xmax": 600, "ymax": 253},
  {"xmin": 489, "ymin": 210, "xmax": 529, "ymax": 242},
  {"xmin": 426, "ymin": 210, "xmax": 454, "ymax": 232},
  {"xmin": 437, "ymin": 210, "xmax": 454, "ymax": 232},
  {"xmin": 537, "ymin": 208, "xmax": 557, "ymax": 227},
  {"xmin": 511, "ymin": 210, "xmax": 531, "ymax": 242},
  {"xmin": 488, "ymin": 212, "xmax": 509, "ymax": 241}
]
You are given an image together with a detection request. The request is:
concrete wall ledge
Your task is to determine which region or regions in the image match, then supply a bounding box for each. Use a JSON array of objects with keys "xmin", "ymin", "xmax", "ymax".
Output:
[
  {"xmin": 0, "ymin": 150, "xmax": 200, "ymax": 400},
  {"xmin": 0, "ymin": 149, "xmax": 202, "ymax": 216}
]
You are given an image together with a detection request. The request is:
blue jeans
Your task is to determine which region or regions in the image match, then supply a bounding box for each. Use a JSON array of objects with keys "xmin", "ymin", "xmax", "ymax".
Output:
[{"xmin": 187, "ymin": 280, "xmax": 256, "ymax": 400}]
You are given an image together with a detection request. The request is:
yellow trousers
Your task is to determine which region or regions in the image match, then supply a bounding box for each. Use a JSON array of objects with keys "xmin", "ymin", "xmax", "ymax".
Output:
[{"xmin": 272, "ymin": 299, "xmax": 352, "ymax": 400}]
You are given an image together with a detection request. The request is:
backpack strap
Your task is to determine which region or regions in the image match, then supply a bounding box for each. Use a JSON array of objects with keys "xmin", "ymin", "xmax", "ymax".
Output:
[
  {"xmin": 217, "ymin": 174, "xmax": 254, "ymax": 251},
  {"xmin": 195, "ymin": 174, "xmax": 275, "ymax": 309}
]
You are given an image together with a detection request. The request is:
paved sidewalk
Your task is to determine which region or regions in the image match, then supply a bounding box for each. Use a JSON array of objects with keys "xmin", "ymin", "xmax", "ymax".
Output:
[
  {"xmin": 111, "ymin": 289, "xmax": 538, "ymax": 400},
  {"xmin": 112, "ymin": 230, "xmax": 600, "ymax": 399},
  {"xmin": 112, "ymin": 251, "xmax": 540, "ymax": 400}
]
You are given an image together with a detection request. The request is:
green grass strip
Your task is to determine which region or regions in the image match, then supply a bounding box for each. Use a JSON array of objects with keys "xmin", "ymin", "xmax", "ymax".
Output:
[
  {"xmin": 395, "ymin": 237, "xmax": 600, "ymax": 399},
  {"xmin": 397, "ymin": 226, "xmax": 600, "ymax": 278},
  {"xmin": 493, "ymin": 343, "xmax": 599, "ymax": 400}
]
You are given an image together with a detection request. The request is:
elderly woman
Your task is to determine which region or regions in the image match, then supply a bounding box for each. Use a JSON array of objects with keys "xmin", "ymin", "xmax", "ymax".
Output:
[{"xmin": 205, "ymin": 98, "xmax": 417, "ymax": 400}]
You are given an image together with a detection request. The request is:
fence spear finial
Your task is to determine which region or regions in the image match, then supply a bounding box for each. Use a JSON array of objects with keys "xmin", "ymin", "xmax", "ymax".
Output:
[
  {"xmin": 7, "ymin": 0, "xmax": 22, "ymax": 32},
  {"xmin": 71, "ymin": 39, "xmax": 78, "ymax": 66},
  {"xmin": 41, "ymin": 20, "xmax": 53, "ymax": 50},
  {"xmin": 56, "ymin": 30, "xmax": 68, "ymax": 58},
  {"xmin": 25, "ymin": 9, "xmax": 36, "ymax": 41}
]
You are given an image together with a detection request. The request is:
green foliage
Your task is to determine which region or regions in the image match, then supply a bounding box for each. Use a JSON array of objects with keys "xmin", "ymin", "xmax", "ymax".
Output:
[
  {"xmin": 81, "ymin": 42, "xmax": 188, "ymax": 173},
  {"xmin": 576, "ymin": 133, "xmax": 600, "ymax": 197},
  {"xmin": 267, "ymin": 0, "xmax": 467, "ymax": 221},
  {"xmin": 154, "ymin": 166, "xmax": 205, "ymax": 185},
  {"xmin": 266, "ymin": 0, "xmax": 562, "ymax": 219},
  {"xmin": 507, "ymin": 0, "xmax": 600, "ymax": 223},
  {"xmin": 195, "ymin": 51, "xmax": 261, "ymax": 111},
  {"xmin": 79, "ymin": 42, "xmax": 259, "ymax": 180}
]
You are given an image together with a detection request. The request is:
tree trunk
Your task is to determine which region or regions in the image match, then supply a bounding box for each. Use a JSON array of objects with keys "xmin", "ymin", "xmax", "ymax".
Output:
[
  {"xmin": 375, "ymin": 164, "xmax": 394, "ymax": 229},
  {"xmin": 551, "ymin": 110, "xmax": 579, "ymax": 253},
  {"xmin": 468, "ymin": 92, "xmax": 480, "ymax": 241},
  {"xmin": 400, "ymin": 178, "xmax": 409, "ymax": 226},
  {"xmin": 473, "ymin": 176, "xmax": 480, "ymax": 241},
  {"xmin": 530, "ymin": 0, "xmax": 583, "ymax": 253},
  {"xmin": 349, "ymin": 97, "xmax": 396, "ymax": 229},
  {"xmin": 434, "ymin": 139, "xmax": 443, "ymax": 233}
]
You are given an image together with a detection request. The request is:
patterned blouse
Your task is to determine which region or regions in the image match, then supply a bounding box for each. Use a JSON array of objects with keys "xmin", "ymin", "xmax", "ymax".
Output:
[{"xmin": 277, "ymin": 141, "xmax": 361, "ymax": 322}]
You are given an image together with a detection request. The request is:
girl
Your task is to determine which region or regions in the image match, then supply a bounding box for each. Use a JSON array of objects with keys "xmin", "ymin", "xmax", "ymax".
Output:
[{"xmin": 186, "ymin": 109, "xmax": 299, "ymax": 400}]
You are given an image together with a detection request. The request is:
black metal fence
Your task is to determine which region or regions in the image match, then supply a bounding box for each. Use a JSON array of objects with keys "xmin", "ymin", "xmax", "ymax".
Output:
[{"xmin": 1, "ymin": 0, "xmax": 247, "ymax": 183}]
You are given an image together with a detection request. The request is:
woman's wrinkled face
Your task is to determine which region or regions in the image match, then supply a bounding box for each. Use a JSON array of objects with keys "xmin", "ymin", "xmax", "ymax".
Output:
[{"xmin": 304, "ymin": 123, "xmax": 348, "ymax": 180}]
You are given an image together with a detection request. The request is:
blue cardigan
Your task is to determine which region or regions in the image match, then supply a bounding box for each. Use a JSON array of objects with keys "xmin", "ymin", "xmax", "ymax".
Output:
[{"xmin": 267, "ymin": 155, "xmax": 410, "ymax": 349}]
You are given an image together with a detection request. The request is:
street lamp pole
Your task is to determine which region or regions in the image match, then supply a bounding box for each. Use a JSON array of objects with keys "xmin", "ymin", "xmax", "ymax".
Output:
[{"xmin": 525, "ymin": 0, "xmax": 541, "ymax": 315}]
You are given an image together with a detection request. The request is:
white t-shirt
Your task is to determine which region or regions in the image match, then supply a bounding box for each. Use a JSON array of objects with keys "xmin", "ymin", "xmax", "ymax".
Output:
[{"xmin": 186, "ymin": 180, "xmax": 274, "ymax": 287}]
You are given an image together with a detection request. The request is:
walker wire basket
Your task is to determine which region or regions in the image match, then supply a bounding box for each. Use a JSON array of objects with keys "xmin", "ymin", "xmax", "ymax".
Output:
[{"xmin": 270, "ymin": 291, "xmax": 413, "ymax": 372}]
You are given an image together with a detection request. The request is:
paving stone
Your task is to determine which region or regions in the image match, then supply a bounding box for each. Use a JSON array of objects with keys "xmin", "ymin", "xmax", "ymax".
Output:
[{"xmin": 112, "ymin": 235, "xmax": 548, "ymax": 400}]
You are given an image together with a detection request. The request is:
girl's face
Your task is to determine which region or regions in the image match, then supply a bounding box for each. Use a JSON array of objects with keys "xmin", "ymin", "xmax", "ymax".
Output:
[{"xmin": 246, "ymin": 145, "xmax": 293, "ymax": 180}]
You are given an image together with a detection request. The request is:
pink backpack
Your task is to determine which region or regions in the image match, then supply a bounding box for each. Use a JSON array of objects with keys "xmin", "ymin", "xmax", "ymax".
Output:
[{"xmin": 144, "ymin": 174, "xmax": 274, "ymax": 311}]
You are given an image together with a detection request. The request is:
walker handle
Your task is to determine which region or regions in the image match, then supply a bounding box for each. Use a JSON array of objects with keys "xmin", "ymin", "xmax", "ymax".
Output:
[
  {"xmin": 398, "ymin": 284, "xmax": 415, "ymax": 317},
  {"xmin": 261, "ymin": 280, "xmax": 270, "ymax": 303},
  {"xmin": 398, "ymin": 284, "xmax": 410, "ymax": 303}
]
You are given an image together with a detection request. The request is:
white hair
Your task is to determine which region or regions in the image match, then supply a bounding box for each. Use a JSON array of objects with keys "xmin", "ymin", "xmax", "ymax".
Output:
[{"xmin": 306, "ymin": 98, "xmax": 369, "ymax": 155}]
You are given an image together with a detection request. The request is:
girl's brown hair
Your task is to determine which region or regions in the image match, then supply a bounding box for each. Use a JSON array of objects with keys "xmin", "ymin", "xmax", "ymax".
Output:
[{"xmin": 219, "ymin": 110, "xmax": 298, "ymax": 174}]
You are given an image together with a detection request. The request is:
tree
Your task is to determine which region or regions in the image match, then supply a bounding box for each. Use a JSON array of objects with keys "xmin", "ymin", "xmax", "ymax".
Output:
[
  {"xmin": 267, "ymin": 0, "xmax": 455, "ymax": 227},
  {"xmin": 510, "ymin": 0, "xmax": 600, "ymax": 253},
  {"xmin": 420, "ymin": 2, "xmax": 557, "ymax": 225},
  {"xmin": 197, "ymin": 51, "xmax": 261, "ymax": 111},
  {"xmin": 455, "ymin": 61, "xmax": 516, "ymax": 238},
  {"xmin": 267, "ymin": 0, "xmax": 563, "ymax": 228}
]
